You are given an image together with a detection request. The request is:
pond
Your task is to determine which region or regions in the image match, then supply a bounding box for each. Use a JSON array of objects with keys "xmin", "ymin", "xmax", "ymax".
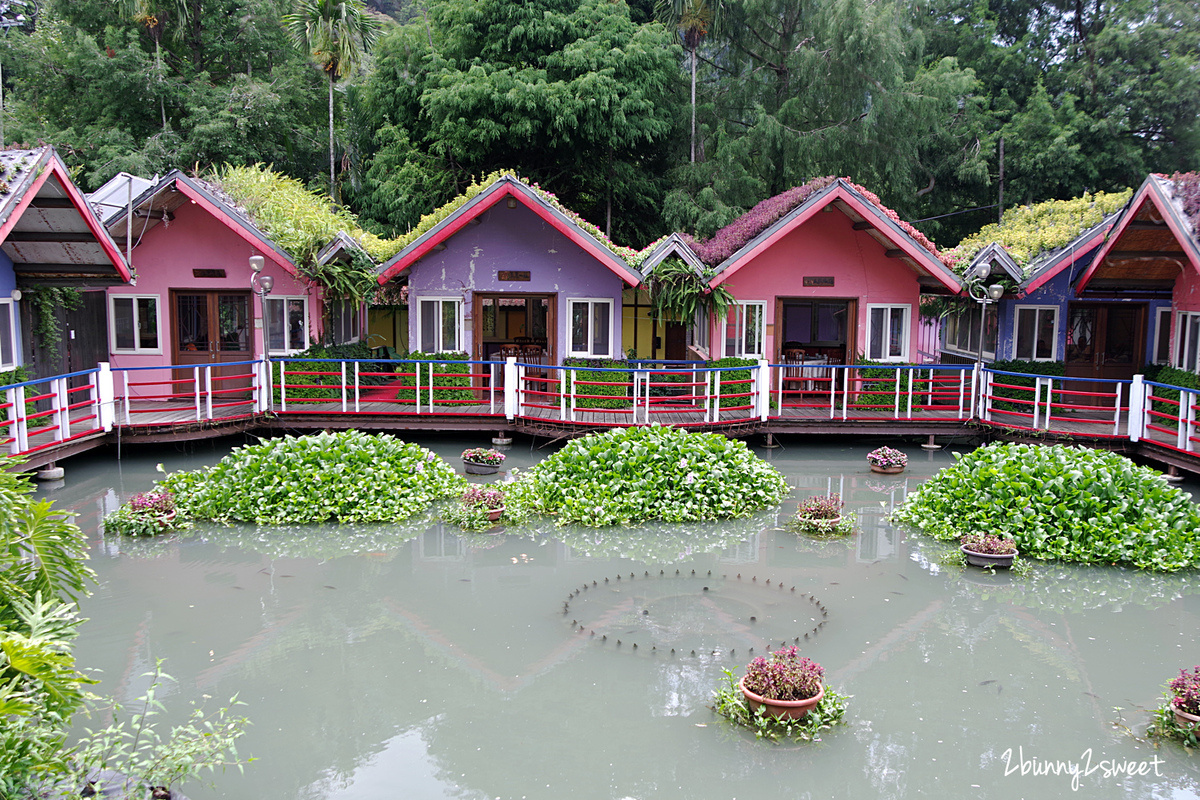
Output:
[{"xmin": 38, "ymin": 435, "xmax": 1200, "ymax": 800}]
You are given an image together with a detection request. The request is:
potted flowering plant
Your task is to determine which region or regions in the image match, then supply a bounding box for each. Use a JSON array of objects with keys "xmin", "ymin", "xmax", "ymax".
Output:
[
  {"xmin": 866, "ymin": 445, "xmax": 907, "ymax": 474},
  {"xmin": 787, "ymin": 493, "xmax": 849, "ymax": 535},
  {"xmin": 103, "ymin": 489, "xmax": 177, "ymax": 537},
  {"xmin": 461, "ymin": 447, "xmax": 505, "ymax": 475},
  {"xmin": 462, "ymin": 485, "xmax": 506, "ymax": 522},
  {"xmin": 1169, "ymin": 665, "xmax": 1200, "ymax": 731},
  {"xmin": 960, "ymin": 532, "xmax": 1019, "ymax": 568},
  {"xmin": 739, "ymin": 646, "xmax": 825, "ymax": 720}
]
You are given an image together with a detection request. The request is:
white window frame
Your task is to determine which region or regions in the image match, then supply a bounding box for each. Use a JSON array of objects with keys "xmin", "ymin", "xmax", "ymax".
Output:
[
  {"xmin": 688, "ymin": 305, "xmax": 711, "ymax": 359},
  {"xmin": 567, "ymin": 297, "xmax": 614, "ymax": 358},
  {"xmin": 416, "ymin": 296, "xmax": 463, "ymax": 354},
  {"xmin": 265, "ymin": 295, "xmax": 310, "ymax": 356},
  {"xmin": 108, "ymin": 294, "xmax": 162, "ymax": 355},
  {"xmin": 1176, "ymin": 311, "xmax": 1200, "ymax": 373},
  {"xmin": 724, "ymin": 301, "xmax": 766, "ymax": 359},
  {"xmin": 328, "ymin": 297, "xmax": 362, "ymax": 345},
  {"xmin": 942, "ymin": 304, "xmax": 997, "ymax": 361},
  {"xmin": 865, "ymin": 303, "xmax": 910, "ymax": 362},
  {"xmin": 0, "ymin": 297, "xmax": 17, "ymax": 369},
  {"xmin": 1152, "ymin": 306, "xmax": 1172, "ymax": 366},
  {"xmin": 1012, "ymin": 305, "xmax": 1058, "ymax": 362}
]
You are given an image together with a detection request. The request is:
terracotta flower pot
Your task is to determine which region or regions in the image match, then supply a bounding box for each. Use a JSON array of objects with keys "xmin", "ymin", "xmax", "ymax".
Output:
[
  {"xmin": 486, "ymin": 506, "xmax": 505, "ymax": 522},
  {"xmin": 869, "ymin": 464, "xmax": 905, "ymax": 474},
  {"xmin": 961, "ymin": 544, "xmax": 1017, "ymax": 569},
  {"xmin": 1174, "ymin": 707, "xmax": 1200, "ymax": 731},
  {"xmin": 463, "ymin": 460, "xmax": 500, "ymax": 475},
  {"xmin": 739, "ymin": 676, "xmax": 824, "ymax": 721}
]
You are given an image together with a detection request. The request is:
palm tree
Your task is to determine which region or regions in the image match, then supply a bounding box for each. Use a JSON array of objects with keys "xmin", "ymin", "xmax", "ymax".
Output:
[
  {"xmin": 284, "ymin": 0, "xmax": 380, "ymax": 196},
  {"xmin": 659, "ymin": 0, "xmax": 717, "ymax": 163}
]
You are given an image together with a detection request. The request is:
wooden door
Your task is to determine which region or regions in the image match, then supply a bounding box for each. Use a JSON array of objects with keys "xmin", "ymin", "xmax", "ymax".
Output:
[
  {"xmin": 1064, "ymin": 303, "xmax": 1145, "ymax": 406},
  {"xmin": 171, "ymin": 291, "xmax": 252, "ymax": 397}
]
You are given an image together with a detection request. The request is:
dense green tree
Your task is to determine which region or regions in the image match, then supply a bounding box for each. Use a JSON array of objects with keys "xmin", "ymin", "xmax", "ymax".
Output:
[
  {"xmin": 349, "ymin": 0, "xmax": 683, "ymax": 245},
  {"xmin": 661, "ymin": 0, "xmax": 988, "ymax": 242},
  {"xmin": 284, "ymin": 0, "xmax": 380, "ymax": 196}
]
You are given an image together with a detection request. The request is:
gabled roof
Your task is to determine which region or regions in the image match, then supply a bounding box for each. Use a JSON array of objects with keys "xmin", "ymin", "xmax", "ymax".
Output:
[
  {"xmin": 376, "ymin": 175, "xmax": 641, "ymax": 286},
  {"xmin": 105, "ymin": 170, "xmax": 298, "ymax": 277},
  {"xmin": 1075, "ymin": 174, "xmax": 1200, "ymax": 295},
  {"xmin": 706, "ymin": 178, "xmax": 960, "ymax": 293},
  {"xmin": 964, "ymin": 242, "xmax": 1023, "ymax": 284},
  {"xmin": 0, "ymin": 147, "xmax": 131, "ymax": 286},
  {"xmin": 316, "ymin": 230, "xmax": 370, "ymax": 268},
  {"xmin": 1021, "ymin": 211, "xmax": 1117, "ymax": 293},
  {"xmin": 636, "ymin": 233, "xmax": 707, "ymax": 280}
]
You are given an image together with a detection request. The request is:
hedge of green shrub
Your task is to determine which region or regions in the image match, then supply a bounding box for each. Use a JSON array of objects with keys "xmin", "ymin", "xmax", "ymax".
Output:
[
  {"xmin": 505, "ymin": 424, "xmax": 789, "ymax": 526},
  {"xmin": 892, "ymin": 442, "xmax": 1200, "ymax": 571},
  {"xmin": 160, "ymin": 430, "xmax": 466, "ymax": 524},
  {"xmin": 986, "ymin": 359, "xmax": 1067, "ymax": 415},
  {"xmin": 1142, "ymin": 364, "xmax": 1200, "ymax": 430},
  {"xmin": 563, "ymin": 357, "xmax": 633, "ymax": 410}
]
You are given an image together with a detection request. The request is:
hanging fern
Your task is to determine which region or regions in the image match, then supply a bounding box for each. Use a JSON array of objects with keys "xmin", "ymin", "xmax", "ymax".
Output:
[{"xmin": 641, "ymin": 257, "xmax": 735, "ymax": 323}]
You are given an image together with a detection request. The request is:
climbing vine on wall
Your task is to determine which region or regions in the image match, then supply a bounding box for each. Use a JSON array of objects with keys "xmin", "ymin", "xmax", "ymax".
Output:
[{"xmin": 25, "ymin": 287, "xmax": 82, "ymax": 362}]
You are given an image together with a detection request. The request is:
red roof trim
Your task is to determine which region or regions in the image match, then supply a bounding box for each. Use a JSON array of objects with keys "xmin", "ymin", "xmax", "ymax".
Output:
[
  {"xmin": 174, "ymin": 179, "xmax": 298, "ymax": 277},
  {"xmin": 1075, "ymin": 179, "xmax": 1200, "ymax": 295},
  {"xmin": 377, "ymin": 179, "xmax": 641, "ymax": 286},
  {"xmin": 707, "ymin": 183, "xmax": 959, "ymax": 292},
  {"xmin": 1023, "ymin": 226, "xmax": 1109, "ymax": 294},
  {"xmin": 0, "ymin": 153, "xmax": 132, "ymax": 282}
]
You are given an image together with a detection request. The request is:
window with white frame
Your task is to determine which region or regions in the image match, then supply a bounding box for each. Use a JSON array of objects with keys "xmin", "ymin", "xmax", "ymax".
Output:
[
  {"xmin": 1013, "ymin": 306, "xmax": 1058, "ymax": 361},
  {"xmin": 1176, "ymin": 311, "xmax": 1200, "ymax": 374},
  {"xmin": 266, "ymin": 296, "xmax": 309, "ymax": 354},
  {"xmin": 1153, "ymin": 307, "xmax": 1172, "ymax": 365},
  {"xmin": 0, "ymin": 298, "xmax": 16, "ymax": 369},
  {"xmin": 109, "ymin": 295, "xmax": 161, "ymax": 354},
  {"xmin": 327, "ymin": 298, "xmax": 362, "ymax": 345},
  {"xmin": 418, "ymin": 297, "xmax": 462, "ymax": 353},
  {"xmin": 724, "ymin": 302, "xmax": 765, "ymax": 359},
  {"xmin": 866, "ymin": 304, "xmax": 909, "ymax": 362},
  {"xmin": 942, "ymin": 304, "xmax": 997, "ymax": 360},
  {"xmin": 567, "ymin": 298, "xmax": 612, "ymax": 357}
]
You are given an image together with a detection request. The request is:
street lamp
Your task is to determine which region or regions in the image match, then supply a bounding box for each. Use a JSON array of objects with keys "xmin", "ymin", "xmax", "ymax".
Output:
[
  {"xmin": 965, "ymin": 263, "xmax": 1004, "ymax": 365},
  {"xmin": 250, "ymin": 256, "xmax": 274, "ymax": 411}
]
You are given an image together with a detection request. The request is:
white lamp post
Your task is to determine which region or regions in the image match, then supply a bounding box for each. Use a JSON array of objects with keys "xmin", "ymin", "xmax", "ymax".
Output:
[
  {"xmin": 250, "ymin": 256, "xmax": 274, "ymax": 411},
  {"xmin": 965, "ymin": 263, "xmax": 1004, "ymax": 365}
]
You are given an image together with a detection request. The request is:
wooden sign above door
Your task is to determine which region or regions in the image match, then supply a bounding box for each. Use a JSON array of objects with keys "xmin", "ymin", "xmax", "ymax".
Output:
[
  {"xmin": 498, "ymin": 270, "xmax": 531, "ymax": 281},
  {"xmin": 803, "ymin": 276, "xmax": 835, "ymax": 287},
  {"xmin": 193, "ymin": 269, "xmax": 227, "ymax": 278}
]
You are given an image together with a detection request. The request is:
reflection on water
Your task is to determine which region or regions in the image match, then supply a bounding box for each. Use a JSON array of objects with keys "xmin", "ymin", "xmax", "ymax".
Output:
[{"xmin": 39, "ymin": 436, "xmax": 1200, "ymax": 800}]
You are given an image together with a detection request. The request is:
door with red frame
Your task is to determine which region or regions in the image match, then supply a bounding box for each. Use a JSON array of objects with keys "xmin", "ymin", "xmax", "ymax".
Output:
[{"xmin": 171, "ymin": 291, "xmax": 253, "ymax": 399}]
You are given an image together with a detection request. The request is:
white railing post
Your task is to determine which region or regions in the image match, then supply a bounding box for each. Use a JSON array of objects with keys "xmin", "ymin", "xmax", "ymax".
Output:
[
  {"xmin": 279, "ymin": 360, "xmax": 288, "ymax": 413},
  {"xmin": 957, "ymin": 366, "xmax": 967, "ymax": 419},
  {"xmin": 1186, "ymin": 390, "xmax": 1197, "ymax": 452},
  {"xmin": 504, "ymin": 356, "xmax": 518, "ymax": 420},
  {"xmin": 413, "ymin": 361, "xmax": 421, "ymax": 414},
  {"xmin": 905, "ymin": 367, "xmax": 914, "ymax": 420},
  {"xmin": 841, "ymin": 368, "xmax": 849, "ymax": 421},
  {"xmin": 123, "ymin": 371, "xmax": 131, "ymax": 425},
  {"xmin": 353, "ymin": 361, "xmax": 361, "ymax": 412},
  {"xmin": 982, "ymin": 369, "xmax": 994, "ymax": 422},
  {"xmin": 969, "ymin": 363, "xmax": 979, "ymax": 418},
  {"xmin": 96, "ymin": 363, "xmax": 114, "ymax": 432},
  {"xmin": 712, "ymin": 370, "xmax": 722, "ymax": 423},
  {"xmin": 53, "ymin": 377, "xmax": 68, "ymax": 442},
  {"xmin": 1043, "ymin": 378, "xmax": 1054, "ymax": 430},
  {"xmin": 203, "ymin": 366, "xmax": 214, "ymax": 420},
  {"xmin": 340, "ymin": 361, "xmax": 347, "ymax": 412},
  {"xmin": 1112, "ymin": 382, "xmax": 1124, "ymax": 437},
  {"xmin": 558, "ymin": 365, "xmax": 567, "ymax": 421},
  {"xmin": 5, "ymin": 386, "xmax": 21, "ymax": 454},
  {"xmin": 758, "ymin": 359, "xmax": 770, "ymax": 422},
  {"xmin": 13, "ymin": 386, "xmax": 27, "ymax": 453},
  {"xmin": 1179, "ymin": 390, "xmax": 1192, "ymax": 451},
  {"xmin": 193, "ymin": 366, "xmax": 202, "ymax": 420},
  {"xmin": 1128, "ymin": 375, "xmax": 1144, "ymax": 443},
  {"xmin": 1031, "ymin": 378, "xmax": 1041, "ymax": 429}
]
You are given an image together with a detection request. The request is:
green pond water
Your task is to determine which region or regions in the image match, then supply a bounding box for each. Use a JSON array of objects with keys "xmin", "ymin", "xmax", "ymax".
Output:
[{"xmin": 36, "ymin": 435, "xmax": 1200, "ymax": 800}]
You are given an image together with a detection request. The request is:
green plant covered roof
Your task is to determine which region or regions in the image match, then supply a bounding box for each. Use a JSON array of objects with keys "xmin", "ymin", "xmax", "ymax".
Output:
[
  {"xmin": 211, "ymin": 164, "xmax": 404, "ymax": 266},
  {"xmin": 941, "ymin": 189, "xmax": 1133, "ymax": 275}
]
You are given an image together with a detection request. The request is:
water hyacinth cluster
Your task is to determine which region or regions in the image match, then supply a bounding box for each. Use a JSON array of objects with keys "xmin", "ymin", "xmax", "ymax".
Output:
[
  {"xmin": 1170, "ymin": 666, "xmax": 1200, "ymax": 716},
  {"xmin": 866, "ymin": 446, "xmax": 907, "ymax": 469},
  {"xmin": 462, "ymin": 485, "xmax": 505, "ymax": 510},
  {"xmin": 160, "ymin": 431, "xmax": 466, "ymax": 524},
  {"xmin": 462, "ymin": 447, "xmax": 505, "ymax": 466},
  {"xmin": 893, "ymin": 442, "xmax": 1200, "ymax": 571},
  {"xmin": 742, "ymin": 646, "xmax": 823, "ymax": 702},
  {"xmin": 961, "ymin": 532, "xmax": 1018, "ymax": 555},
  {"xmin": 504, "ymin": 425, "xmax": 789, "ymax": 527}
]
